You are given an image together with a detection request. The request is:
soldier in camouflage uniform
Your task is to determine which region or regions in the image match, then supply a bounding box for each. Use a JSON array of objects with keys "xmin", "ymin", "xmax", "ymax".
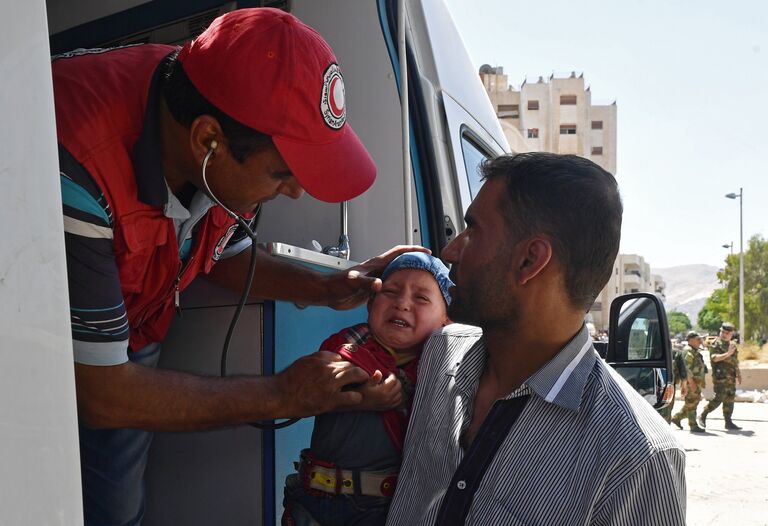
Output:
[
  {"xmin": 672, "ymin": 332, "xmax": 706, "ymax": 432},
  {"xmin": 698, "ymin": 322, "xmax": 742, "ymax": 430},
  {"xmin": 660, "ymin": 345, "xmax": 689, "ymax": 421}
]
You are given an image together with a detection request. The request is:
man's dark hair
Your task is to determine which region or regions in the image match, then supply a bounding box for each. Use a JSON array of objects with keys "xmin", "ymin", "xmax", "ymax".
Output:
[
  {"xmin": 481, "ymin": 152, "xmax": 622, "ymax": 311},
  {"xmin": 160, "ymin": 50, "xmax": 273, "ymax": 163}
]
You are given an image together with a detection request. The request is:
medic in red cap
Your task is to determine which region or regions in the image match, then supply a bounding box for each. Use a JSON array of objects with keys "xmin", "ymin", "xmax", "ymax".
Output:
[{"xmin": 52, "ymin": 8, "xmax": 423, "ymax": 525}]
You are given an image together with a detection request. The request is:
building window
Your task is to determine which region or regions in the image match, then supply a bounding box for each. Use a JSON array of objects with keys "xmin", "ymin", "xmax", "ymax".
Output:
[
  {"xmin": 497, "ymin": 104, "xmax": 519, "ymax": 118},
  {"xmin": 527, "ymin": 128, "xmax": 539, "ymax": 139},
  {"xmin": 591, "ymin": 146, "xmax": 603, "ymax": 155},
  {"xmin": 560, "ymin": 94, "xmax": 577, "ymax": 105},
  {"xmin": 527, "ymin": 100, "xmax": 539, "ymax": 110},
  {"xmin": 560, "ymin": 124, "xmax": 577, "ymax": 135},
  {"xmin": 592, "ymin": 120, "xmax": 603, "ymax": 130}
]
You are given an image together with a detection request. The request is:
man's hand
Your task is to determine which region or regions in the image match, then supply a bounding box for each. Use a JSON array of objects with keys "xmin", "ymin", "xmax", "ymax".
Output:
[
  {"xmin": 680, "ymin": 383, "xmax": 688, "ymax": 397},
  {"xmin": 728, "ymin": 342, "xmax": 737, "ymax": 356},
  {"xmin": 346, "ymin": 371, "xmax": 403, "ymax": 412},
  {"xmin": 274, "ymin": 351, "xmax": 371, "ymax": 417},
  {"xmin": 325, "ymin": 245, "xmax": 430, "ymax": 310}
]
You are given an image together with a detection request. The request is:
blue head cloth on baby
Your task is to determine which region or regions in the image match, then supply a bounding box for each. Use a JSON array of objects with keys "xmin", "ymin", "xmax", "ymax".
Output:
[{"xmin": 380, "ymin": 252, "xmax": 454, "ymax": 305}]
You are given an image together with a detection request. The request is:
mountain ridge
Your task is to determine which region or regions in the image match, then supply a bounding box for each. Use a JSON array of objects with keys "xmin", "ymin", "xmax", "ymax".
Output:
[{"xmin": 653, "ymin": 264, "xmax": 720, "ymax": 325}]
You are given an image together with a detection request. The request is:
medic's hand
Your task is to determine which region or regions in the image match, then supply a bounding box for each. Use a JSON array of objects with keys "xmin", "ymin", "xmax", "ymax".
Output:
[
  {"xmin": 275, "ymin": 351, "xmax": 370, "ymax": 417},
  {"xmin": 347, "ymin": 371, "xmax": 403, "ymax": 412},
  {"xmin": 325, "ymin": 245, "xmax": 430, "ymax": 310}
]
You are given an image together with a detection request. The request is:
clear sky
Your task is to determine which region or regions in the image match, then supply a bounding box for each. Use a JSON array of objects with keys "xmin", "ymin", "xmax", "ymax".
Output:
[{"xmin": 444, "ymin": 0, "xmax": 767, "ymax": 268}]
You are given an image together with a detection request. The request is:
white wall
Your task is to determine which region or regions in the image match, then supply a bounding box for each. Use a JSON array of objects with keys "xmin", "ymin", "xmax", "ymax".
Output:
[{"xmin": 0, "ymin": 0, "xmax": 83, "ymax": 523}]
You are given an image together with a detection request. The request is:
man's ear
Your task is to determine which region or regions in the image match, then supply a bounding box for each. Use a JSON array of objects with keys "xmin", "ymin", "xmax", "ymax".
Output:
[
  {"xmin": 189, "ymin": 115, "xmax": 226, "ymax": 164},
  {"xmin": 517, "ymin": 237, "xmax": 552, "ymax": 286}
]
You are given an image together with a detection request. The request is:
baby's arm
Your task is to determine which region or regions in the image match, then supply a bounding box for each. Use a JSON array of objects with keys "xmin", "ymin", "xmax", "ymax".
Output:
[
  {"xmin": 317, "ymin": 328, "xmax": 403, "ymax": 412},
  {"xmin": 349, "ymin": 371, "xmax": 402, "ymax": 411}
]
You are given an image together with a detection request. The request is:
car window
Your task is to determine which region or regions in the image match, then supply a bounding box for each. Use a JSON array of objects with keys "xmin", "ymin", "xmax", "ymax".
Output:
[
  {"xmin": 626, "ymin": 300, "xmax": 663, "ymax": 360},
  {"xmin": 460, "ymin": 133, "xmax": 490, "ymax": 199}
]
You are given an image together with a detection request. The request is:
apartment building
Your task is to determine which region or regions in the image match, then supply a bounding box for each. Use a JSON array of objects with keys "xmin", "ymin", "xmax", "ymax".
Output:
[
  {"xmin": 480, "ymin": 66, "xmax": 663, "ymax": 329},
  {"xmin": 479, "ymin": 65, "xmax": 617, "ymax": 174},
  {"xmin": 590, "ymin": 254, "xmax": 667, "ymax": 330}
]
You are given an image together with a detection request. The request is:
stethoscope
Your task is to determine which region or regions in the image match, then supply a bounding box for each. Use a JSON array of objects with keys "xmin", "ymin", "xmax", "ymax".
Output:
[{"xmin": 201, "ymin": 141, "xmax": 299, "ymax": 430}]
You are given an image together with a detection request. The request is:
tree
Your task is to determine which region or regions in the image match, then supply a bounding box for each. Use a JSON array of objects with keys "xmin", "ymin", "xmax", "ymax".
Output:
[
  {"xmin": 697, "ymin": 288, "xmax": 729, "ymax": 333},
  {"xmin": 715, "ymin": 234, "xmax": 768, "ymax": 342},
  {"xmin": 667, "ymin": 310, "xmax": 692, "ymax": 337}
]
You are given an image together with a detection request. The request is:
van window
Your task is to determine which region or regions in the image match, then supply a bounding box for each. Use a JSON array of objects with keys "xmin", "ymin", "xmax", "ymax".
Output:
[{"xmin": 460, "ymin": 134, "xmax": 491, "ymax": 199}]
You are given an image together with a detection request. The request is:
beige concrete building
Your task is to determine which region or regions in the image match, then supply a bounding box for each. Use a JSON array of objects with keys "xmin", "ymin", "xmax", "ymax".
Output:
[
  {"xmin": 480, "ymin": 66, "xmax": 662, "ymax": 330},
  {"xmin": 479, "ymin": 65, "xmax": 617, "ymax": 174},
  {"xmin": 589, "ymin": 254, "xmax": 667, "ymax": 330}
]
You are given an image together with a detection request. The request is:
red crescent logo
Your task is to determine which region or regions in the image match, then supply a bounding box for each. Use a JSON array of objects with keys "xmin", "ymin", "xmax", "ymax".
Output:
[{"xmin": 329, "ymin": 77, "xmax": 343, "ymax": 118}]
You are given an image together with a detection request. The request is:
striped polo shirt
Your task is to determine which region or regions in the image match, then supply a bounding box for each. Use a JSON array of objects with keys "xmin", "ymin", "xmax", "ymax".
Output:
[{"xmin": 387, "ymin": 324, "xmax": 686, "ymax": 525}]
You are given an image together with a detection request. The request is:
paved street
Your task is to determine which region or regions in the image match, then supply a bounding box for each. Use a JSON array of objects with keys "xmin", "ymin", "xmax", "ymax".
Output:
[{"xmin": 670, "ymin": 401, "xmax": 768, "ymax": 525}]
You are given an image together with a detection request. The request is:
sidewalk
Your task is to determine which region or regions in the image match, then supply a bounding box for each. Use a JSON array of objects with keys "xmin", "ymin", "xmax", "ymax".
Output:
[{"xmin": 671, "ymin": 400, "xmax": 768, "ymax": 526}]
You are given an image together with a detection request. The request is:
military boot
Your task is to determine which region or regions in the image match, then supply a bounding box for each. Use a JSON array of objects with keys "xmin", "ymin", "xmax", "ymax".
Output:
[
  {"xmin": 697, "ymin": 412, "xmax": 707, "ymax": 430},
  {"xmin": 690, "ymin": 424, "xmax": 705, "ymax": 433},
  {"xmin": 671, "ymin": 416, "xmax": 682, "ymax": 430},
  {"xmin": 724, "ymin": 419, "xmax": 742, "ymax": 430}
]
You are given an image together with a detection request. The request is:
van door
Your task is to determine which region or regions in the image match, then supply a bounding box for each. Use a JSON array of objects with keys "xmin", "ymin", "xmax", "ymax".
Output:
[
  {"xmin": 379, "ymin": 0, "xmax": 508, "ymax": 251},
  {"xmin": 606, "ymin": 293, "xmax": 675, "ymax": 417}
]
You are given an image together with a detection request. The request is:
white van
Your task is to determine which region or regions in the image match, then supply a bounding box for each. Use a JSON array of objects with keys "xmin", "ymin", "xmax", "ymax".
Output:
[{"xmin": 1, "ymin": 1, "xmax": 672, "ymax": 523}]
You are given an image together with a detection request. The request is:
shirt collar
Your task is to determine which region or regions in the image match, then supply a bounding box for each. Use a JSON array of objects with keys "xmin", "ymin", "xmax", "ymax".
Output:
[
  {"xmin": 453, "ymin": 324, "xmax": 596, "ymax": 413},
  {"xmin": 526, "ymin": 324, "xmax": 596, "ymax": 412},
  {"xmin": 164, "ymin": 182, "xmax": 191, "ymax": 221},
  {"xmin": 131, "ymin": 54, "xmax": 172, "ymax": 207}
]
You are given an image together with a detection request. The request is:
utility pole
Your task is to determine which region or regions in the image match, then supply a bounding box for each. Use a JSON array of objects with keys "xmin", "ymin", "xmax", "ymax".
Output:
[{"xmin": 725, "ymin": 189, "xmax": 745, "ymax": 340}]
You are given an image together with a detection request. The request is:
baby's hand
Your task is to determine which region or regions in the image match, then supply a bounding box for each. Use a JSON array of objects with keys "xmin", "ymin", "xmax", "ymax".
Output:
[{"xmin": 354, "ymin": 371, "xmax": 403, "ymax": 412}]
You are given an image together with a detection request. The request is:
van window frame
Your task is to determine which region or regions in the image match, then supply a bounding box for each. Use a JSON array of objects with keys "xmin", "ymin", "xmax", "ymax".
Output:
[{"xmin": 459, "ymin": 126, "xmax": 494, "ymax": 201}]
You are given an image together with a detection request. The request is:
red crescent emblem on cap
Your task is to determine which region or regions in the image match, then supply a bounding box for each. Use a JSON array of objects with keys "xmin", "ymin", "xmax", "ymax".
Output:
[
  {"xmin": 329, "ymin": 77, "xmax": 344, "ymax": 118},
  {"xmin": 320, "ymin": 63, "xmax": 346, "ymax": 130}
]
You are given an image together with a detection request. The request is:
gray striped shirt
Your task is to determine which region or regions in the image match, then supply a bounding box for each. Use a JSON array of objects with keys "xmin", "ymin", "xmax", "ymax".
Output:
[{"xmin": 387, "ymin": 324, "xmax": 686, "ymax": 525}]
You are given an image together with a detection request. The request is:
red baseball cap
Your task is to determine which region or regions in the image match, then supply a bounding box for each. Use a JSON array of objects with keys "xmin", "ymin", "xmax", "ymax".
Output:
[{"xmin": 178, "ymin": 8, "xmax": 376, "ymax": 203}]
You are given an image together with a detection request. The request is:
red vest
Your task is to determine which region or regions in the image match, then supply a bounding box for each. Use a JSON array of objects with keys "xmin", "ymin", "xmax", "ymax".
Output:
[{"xmin": 53, "ymin": 45, "xmax": 236, "ymax": 350}]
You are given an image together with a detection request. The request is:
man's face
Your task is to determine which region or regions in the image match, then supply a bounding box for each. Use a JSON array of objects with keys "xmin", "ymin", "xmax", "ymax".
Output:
[
  {"xmin": 441, "ymin": 178, "xmax": 520, "ymax": 329},
  {"xmin": 206, "ymin": 143, "xmax": 304, "ymax": 214},
  {"xmin": 368, "ymin": 269, "xmax": 449, "ymax": 352},
  {"xmin": 689, "ymin": 336, "xmax": 702, "ymax": 348},
  {"xmin": 720, "ymin": 329, "xmax": 734, "ymax": 342}
]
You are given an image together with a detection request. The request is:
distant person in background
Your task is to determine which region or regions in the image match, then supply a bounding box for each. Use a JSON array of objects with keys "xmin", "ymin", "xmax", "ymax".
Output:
[
  {"xmin": 672, "ymin": 332, "xmax": 706, "ymax": 432},
  {"xmin": 698, "ymin": 322, "xmax": 742, "ymax": 430},
  {"xmin": 662, "ymin": 342, "xmax": 691, "ymax": 422}
]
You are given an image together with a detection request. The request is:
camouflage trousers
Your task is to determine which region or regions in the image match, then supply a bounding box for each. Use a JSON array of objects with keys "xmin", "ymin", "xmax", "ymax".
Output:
[
  {"xmin": 703, "ymin": 380, "xmax": 737, "ymax": 419},
  {"xmin": 673, "ymin": 389, "xmax": 702, "ymax": 426}
]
